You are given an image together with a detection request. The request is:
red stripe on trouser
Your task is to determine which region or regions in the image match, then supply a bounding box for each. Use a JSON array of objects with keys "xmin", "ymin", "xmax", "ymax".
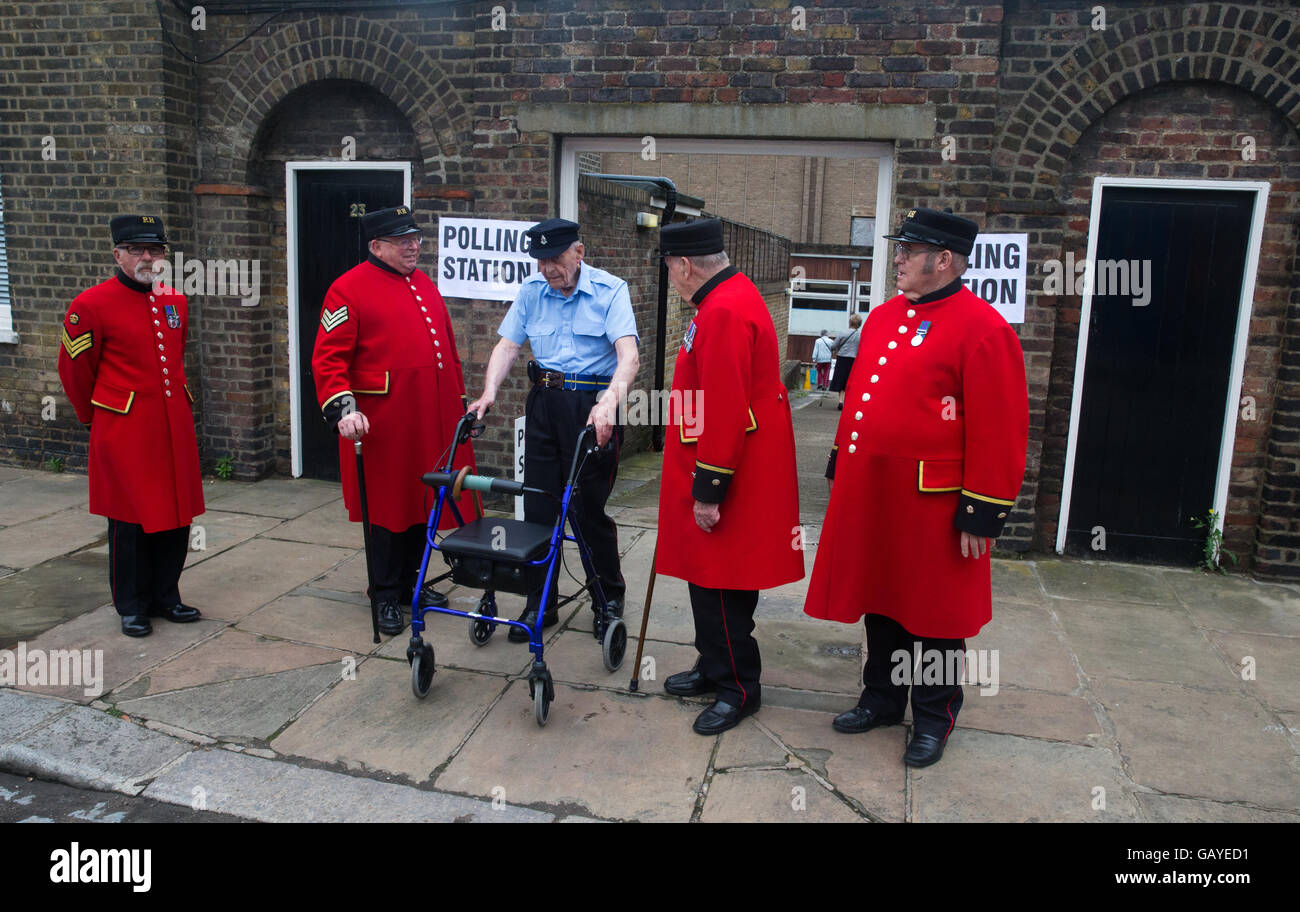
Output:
[
  {"xmin": 718, "ymin": 590, "xmax": 748, "ymax": 708},
  {"xmin": 110, "ymin": 522, "xmax": 117, "ymax": 605},
  {"xmin": 940, "ymin": 650, "xmax": 963, "ymax": 739}
]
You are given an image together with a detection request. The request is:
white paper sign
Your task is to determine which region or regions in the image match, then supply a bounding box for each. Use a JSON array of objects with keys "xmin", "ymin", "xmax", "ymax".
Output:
[
  {"xmin": 962, "ymin": 233, "xmax": 1027, "ymax": 324},
  {"xmin": 437, "ymin": 217, "xmax": 538, "ymax": 302}
]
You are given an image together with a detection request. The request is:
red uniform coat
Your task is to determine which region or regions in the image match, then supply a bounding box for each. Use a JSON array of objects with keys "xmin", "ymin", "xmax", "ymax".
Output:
[
  {"xmin": 311, "ymin": 260, "xmax": 474, "ymax": 531},
  {"xmin": 804, "ymin": 282, "xmax": 1028, "ymax": 638},
  {"xmin": 57, "ymin": 274, "xmax": 204, "ymax": 533},
  {"xmin": 656, "ymin": 268, "xmax": 804, "ymax": 591}
]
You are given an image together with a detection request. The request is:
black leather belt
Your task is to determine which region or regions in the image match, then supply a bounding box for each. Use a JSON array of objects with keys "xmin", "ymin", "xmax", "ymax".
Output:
[{"xmin": 529, "ymin": 361, "xmax": 612, "ymax": 392}]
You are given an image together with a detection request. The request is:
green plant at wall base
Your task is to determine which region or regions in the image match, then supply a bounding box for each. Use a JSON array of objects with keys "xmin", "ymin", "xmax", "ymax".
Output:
[
  {"xmin": 1190, "ymin": 509, "xmax": 1237, "ymax": 573},
  {"xmin": 215, "ymin": 456, "xmax": 234, "ymax": 480},
  {"xmin": 43, "ymin": 457, "xmax": 64, "ymax": 473}
]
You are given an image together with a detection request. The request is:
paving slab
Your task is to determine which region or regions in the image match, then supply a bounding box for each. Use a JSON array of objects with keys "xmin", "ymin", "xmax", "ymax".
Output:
[
  {"xmin": 992, "ymin": 559, "xmax": 1047, "ymax": 604},
  {"xmin": 1137, "ymin": 793, "xmax": 1300, "ymax": 823},
  {"xmin": 438, "ymin": 682, "xmax": 712, "ymax": 822},
  {"xmin": 185, "ymin": 510, "xmax": 285, "ymax": 566},
  {"xmin": 143, "ymin": 748, "xmax": 552, "ymax": 822},
  {"xmin": 180, "ymin": 538, "xmax": 356, "ymax": 621},
  {"xmin": 715, "ymin": 705, "xmax": 907, "ymax": 822},
  {"xmin": 1053, "ymin": 600, "xmax": 1237, "ymax": 689},
  {"xmin": 542, "ymin": 629, "xmax": 699, "ymax": 696},
  {"xmin": 204, "ymin": 477, "xmax": 340, "ymax": 519},
  {"xmin": 0, "ymin": 466, "xmax": 35, "ymax": 484},
  {"xmin": 238, "ymin": 593, "xmax": 384, "ymax": 654},
  {"xmin": 756, "ymin": 619, "xmax": 870, "ymax": 695},
  {"xmin": 969, "ymin": 601, "xmax": 1081, "ymax": 695},
  {"xmin": 1162, "ymin": 569, "xmax": 1300, "ymax": 637},
  {"xmin": 0, "ymin": 472, "xmax": 88, "ymax": 526},
  {"xmin": 0, "ymin": 705, "xmax": 191, "ymax": 795},
  {"xmin": 955, "ymin": 687, "xmax": 1104, "ymax": 746},
  {"xmin": 263, "ymin": 501, "xmax": 363, "ymax": 550},
  {"xmin": 116, "ymin": 663, "xmax": 344, "ymax": 743},
  {"xmin": 0, "ymin": 689, "xmax": 72, "ymax": 742},
  {"xmin": 1036, "ymin": 559, "xmax": 1179, "ymax": 605},
  {"xmin": 0, "ymin": 552, "xmax": 113, "ymax": 648},
  {"xmin": 1205, "ymin": 631, "xmax": 1300, "ymax": 712},
  {"xmin": 1092, "ymin": 676, "xmax": 1300, "ymax": 811},
  {"xmin": 911, "ymin": 729, "xmax": 1141, "ymax": 822},
  {"xmin": 310, "ymin": 551, "xmax": 369, "ymax": 595},
  {"xmin": 701, "ymin": 768, "xmax": 866, "ymax": 822},
  {"xmin": 11, "ymin": 604, "xmax": 224, "ymax": 703},
  {"xmin": 273, "ymin": 659, "xmax": 509, "ymax": 783},
  {"xmin": 111, "ymin": 628, "xmax": 348, "ymax": 700},
  {"xmin": 0, "ymin": 507, "xmax": 105, "ymax": 570}
]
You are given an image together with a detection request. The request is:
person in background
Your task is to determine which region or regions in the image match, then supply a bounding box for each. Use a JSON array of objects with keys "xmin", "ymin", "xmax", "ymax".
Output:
[
  {"xmin": 811, "ymin": 329, "xmax": 833, "ymax": 390},
  {"xmin": 828, "ymin": 312, "xmax": 863, "ymax": 410}
]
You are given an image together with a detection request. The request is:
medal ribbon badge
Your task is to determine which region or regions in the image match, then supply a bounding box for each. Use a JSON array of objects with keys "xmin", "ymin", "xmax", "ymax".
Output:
[
  {"xmin": 165, "ymin": 304, "xmax": 181, "ymax": 329},
  {"xmin": 683, "ymin": 321, "xmax": 697, "ymax": 352},
  {"xmin": 911, "ymin": 320, "xmax": 931, "ymax": 347}
]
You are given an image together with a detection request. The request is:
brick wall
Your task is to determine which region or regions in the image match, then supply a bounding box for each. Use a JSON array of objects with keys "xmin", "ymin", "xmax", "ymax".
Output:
[{"xmin": 2, "ymin": 0, "xmax": 1298, "ymax": 576}]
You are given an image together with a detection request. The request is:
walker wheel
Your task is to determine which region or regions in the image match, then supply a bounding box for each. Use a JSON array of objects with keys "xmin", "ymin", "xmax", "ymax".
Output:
[
  {"xmin": 531, "ymin": 672, "xmax": 553, "ymax": 727},
  {"xmin": 602, "ymin": 618, "xmax": 627, "ymax": 672},
  {"xmin": 468, "ymin": 616, "xmax": 496, "ymax": 646},
  {"xmin": 411, "ymin": 643, "xmax": 435, "ymax": 698}
]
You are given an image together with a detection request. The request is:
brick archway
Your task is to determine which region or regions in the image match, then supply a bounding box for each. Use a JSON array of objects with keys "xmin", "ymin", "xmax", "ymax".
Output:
[
  {"xmin": 208, "ymin": 16, "xmax": 470, "ymax": 187},
  {"xmin": 991, "ymin": 4, "xmax": 1300, "ymax": 202}
]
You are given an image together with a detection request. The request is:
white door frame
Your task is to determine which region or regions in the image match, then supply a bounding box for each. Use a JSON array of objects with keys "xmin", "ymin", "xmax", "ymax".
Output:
[
  {"xmin": 559, "ymin": 137, "xmax": 894, "ymax": 311},
  {"xmin": 1055, "ymin": 177, "xmax": 1271, "ymax": 554},
  {"xmin": 285, "ymin": 161, "xmax": 412, "ymax": 478}
]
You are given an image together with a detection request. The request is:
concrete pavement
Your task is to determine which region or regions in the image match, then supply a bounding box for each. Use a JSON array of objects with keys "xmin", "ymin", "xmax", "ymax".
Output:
[{"xmin": 1, "ymin": 393, "xmax": 1298, "ymax": 822}]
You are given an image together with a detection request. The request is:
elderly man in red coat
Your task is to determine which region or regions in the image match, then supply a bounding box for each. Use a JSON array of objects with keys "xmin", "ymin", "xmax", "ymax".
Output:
[
  {"xmin": 656, "ymin": 218, "xmax": 804, "ymax": 735},
  {"xmin": 804, "ymin": 208, "xmax": 1028, "ymax": 767},
  {"xmin": 58, "ymin": 215, "xmax": 205, "ymax": 638},
  {"xmin": 312, "ymin": 206, "xmax": 476, "ymax": 636}
]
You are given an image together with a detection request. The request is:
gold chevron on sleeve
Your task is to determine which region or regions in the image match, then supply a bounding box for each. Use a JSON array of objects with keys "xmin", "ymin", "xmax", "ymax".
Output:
[
  {"xmin": 321, "ymin": 306, "xmax": 349, "ymax": 332},
  {"xmin": 61, "ymin": 328, "xmax": 93, "ymax": 359}
]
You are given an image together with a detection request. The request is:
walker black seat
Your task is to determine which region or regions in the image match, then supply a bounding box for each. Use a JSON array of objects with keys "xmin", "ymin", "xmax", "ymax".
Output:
[{"xmin": 438, "ymin": 518, "xmax": 553, "ymax": 595}]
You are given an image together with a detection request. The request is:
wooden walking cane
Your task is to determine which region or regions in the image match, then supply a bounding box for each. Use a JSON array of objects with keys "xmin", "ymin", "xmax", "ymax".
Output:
[
  {"xmin": 628, "ymin": 540, "xmax": 658, "ymax": 692},
  {"xmin": 354, "ymin": 439, "xmax": 380, "ymax": 644}
]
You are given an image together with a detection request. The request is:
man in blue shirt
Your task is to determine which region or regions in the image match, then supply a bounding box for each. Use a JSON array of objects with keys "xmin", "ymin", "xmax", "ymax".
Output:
[{"xmin": 470, "ymin": 218, "xmax": 640, "ymax": 640}]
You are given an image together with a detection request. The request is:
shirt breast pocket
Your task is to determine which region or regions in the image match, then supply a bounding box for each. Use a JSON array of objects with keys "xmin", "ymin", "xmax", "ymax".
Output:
[{"xmin": 526, "ymin": 322, "xmax": 558, "ymax": 364}]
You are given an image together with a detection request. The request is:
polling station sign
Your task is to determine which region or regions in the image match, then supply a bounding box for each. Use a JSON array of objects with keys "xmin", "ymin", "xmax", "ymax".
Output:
[
  {"xmin": 437, "ymin": 217, "xmax": 537, "ymax": 301},
  {"xmin": 961, "ymin": 233, "xmax": 1027, "ymax": 324}
]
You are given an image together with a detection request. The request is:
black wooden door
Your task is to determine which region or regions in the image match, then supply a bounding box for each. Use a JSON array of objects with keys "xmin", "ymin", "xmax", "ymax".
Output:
[
  {"xmin": 1065, "ymin": 187, "xmax": 1254, "ymax": 563},
  {"xmin": 295, "ymin": 169, "xmax": 405, "ymax": 480}
]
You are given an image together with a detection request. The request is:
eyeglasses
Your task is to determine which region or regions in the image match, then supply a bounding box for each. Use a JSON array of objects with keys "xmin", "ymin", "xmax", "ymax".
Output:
[
  {"xmin": 381, "ymin": 235, "xmax": 422, "ymax": 248},
  {"xmin": 117, "ymin": 245, "xmax": 166, "ymax": 257},
  {"xmin": 893, "ymin": 242, "xmax": 942, "ymax": 259}
]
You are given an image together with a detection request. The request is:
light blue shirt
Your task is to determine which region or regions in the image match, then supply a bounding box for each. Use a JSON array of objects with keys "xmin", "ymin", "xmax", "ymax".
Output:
[{"xmin": 498, "ymin": 262, "xmax": 638, "ymax": 376}]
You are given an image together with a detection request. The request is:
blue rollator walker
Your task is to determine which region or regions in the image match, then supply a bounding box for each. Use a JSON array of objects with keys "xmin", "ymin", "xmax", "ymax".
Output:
[{"xmin": 406, "ymin": 411, "xmax": 628, "ymax": 726}]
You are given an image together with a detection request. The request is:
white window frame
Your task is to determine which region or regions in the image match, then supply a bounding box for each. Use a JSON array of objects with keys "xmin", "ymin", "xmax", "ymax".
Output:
[
  {"xmin": 284, "ymin": 161, "xmax": 412, "ymax": 478},
  {"xmin": 1055, "ymin": 177, "xmax": 1271, "ymax": 554},
  {"xmin": 559, "ymin": 137, "xmax": 894, "ymax": 310}
]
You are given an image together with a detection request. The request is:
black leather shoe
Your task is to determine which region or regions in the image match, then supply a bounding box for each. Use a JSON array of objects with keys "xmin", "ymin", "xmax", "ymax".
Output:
[
  {"xmin": 831, "ymin": 705, "xmax": 903, "ymax": 734},
  {"xmin": 150, "ymin": 603, "xmax": 201, "ymax": 623},
  {"xmin": 664, "ymin": 667, "xmax": 716, "ymax": 697},
  {"xmin": 121, "ymin": 615, "xmax": 152, "ymax": 637},
  {"xmin": 601, "ymin": 598, "xmax": 624, "ymax": 619},
  {"xmin": 417, "ymin": 585, "xmax": 448, "ymax": 609},
  {"xmin": 692, "ymin": 698, "xmax": 760, "ymax": 735},
  {"xmin": 903, "ymin": 732, "xmax": 947, "ymax": 768},
  {"xmin": 377, "ymin": 599, "xmax": 405, "ymax": 636},
  {"xmin": 507, "ymin": 605, "xmax": 558, "ymax": 642}
]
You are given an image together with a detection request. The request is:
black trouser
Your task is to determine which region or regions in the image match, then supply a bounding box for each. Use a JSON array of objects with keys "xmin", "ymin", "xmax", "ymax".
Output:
[
  {"xmin": 368, "ymin": 523, "xmax": 427, "ymax": 604},
  {"xmin": 859, "ymin": 613, "xmax": 966, "ymax": 739},
  {"xmin": 689, "ymin": 584, "xmax": 761, "ymax": 710},
  {"xmin": 523, "ymin": 383, "xmax": 625, "ymax": 615},
  {"xmin": 107, "ymin": 519, "xmax": 190, "ymax": 617}
]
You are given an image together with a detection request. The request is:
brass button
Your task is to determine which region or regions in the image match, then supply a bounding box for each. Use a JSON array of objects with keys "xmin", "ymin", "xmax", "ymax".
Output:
[
  {"xmin": 966, "ymin": 505, "xmax": 975, "ymax": 514},
  {"xmin": 712, "ymin": 478, "xmax": 720, "ymax": 485},
  {"xmin": 998, "ymin": 512, "xmax": 1007, "ymax": 519}
]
